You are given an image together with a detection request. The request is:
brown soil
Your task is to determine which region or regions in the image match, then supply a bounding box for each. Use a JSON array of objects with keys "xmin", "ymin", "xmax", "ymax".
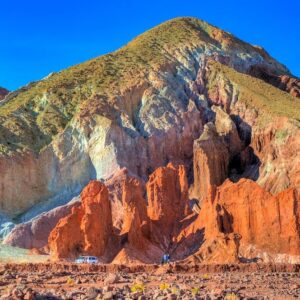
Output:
[{"xmin": 0, "ymin": 263, "xmax": 299, "ymax": 299}]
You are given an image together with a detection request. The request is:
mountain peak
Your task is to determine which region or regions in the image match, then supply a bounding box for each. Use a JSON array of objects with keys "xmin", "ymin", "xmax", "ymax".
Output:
[{"xmin": 0, "ymin": 17, "xmax": 299, "ymax": 220}]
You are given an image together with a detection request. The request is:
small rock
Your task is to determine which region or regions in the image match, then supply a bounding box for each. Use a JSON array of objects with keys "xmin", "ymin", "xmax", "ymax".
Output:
[
  {"xmin": 102, "ymin": 291, "xmax": 115, "ymax": 300},
  {"xmin": 104, "ymin": 273, "xmax": 119, "ymax": 285},
  {"xmin": 86, "ymin": 287, "xmax": 99, "ymax": 299},
  {"xmin": 12, "ymin": 288, "xmax": 24, "ymax": 299},
  {"xmin": 23, "ymin": 289, "xmax": 35, "ymax": 300}
]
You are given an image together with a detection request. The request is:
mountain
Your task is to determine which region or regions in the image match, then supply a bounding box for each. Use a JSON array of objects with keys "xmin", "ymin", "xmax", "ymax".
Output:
[{"xmin": 1, "ymin": 17, "xmax": 300, "ymax": 264}]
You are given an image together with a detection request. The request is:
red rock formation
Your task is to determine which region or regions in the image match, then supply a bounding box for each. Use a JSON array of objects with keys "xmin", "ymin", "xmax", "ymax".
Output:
[
  {"xmin": 192, "ymin": 123, "xmax": 229, "ymax": 201},
  {"xmin": 215, "ymin": 179, "xmax": 300, "ymax": 256},
  {"xmin": 121, "ymin": 177, "xmax": 149, "ymax": 250},
  {"xmin": 48, "ymin": 206, "xmax": 84, "ymax": 260},
  {"xmin": 176, "ymin": 184, "xmax": 240, "ymax": 263},
  {"xmin": 80, "ymin": 181, "xmax": 113, "ymax": 256},
  {"xmin": 105, "ymin": 168, "xmax": 146, "ymax": 231},
  {"xmin": 178, "ymin": 177, "xmax": 300, "ymax": 262},
  {"xmin": 48, "ymin": 164, "xmax": 299, "ymax": 263},
  {"xmin": 147, "ymin": 163, "xmax": 189, "ymax": 229},
  {"xmin": 48, "ymin": 181, "xmax": 113, "ymax": 259}
]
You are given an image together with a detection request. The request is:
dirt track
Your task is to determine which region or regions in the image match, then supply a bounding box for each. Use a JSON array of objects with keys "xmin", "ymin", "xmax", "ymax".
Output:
[{"xmin": 0, "ymin": 263, "xmax": 299, "ymax": 299}]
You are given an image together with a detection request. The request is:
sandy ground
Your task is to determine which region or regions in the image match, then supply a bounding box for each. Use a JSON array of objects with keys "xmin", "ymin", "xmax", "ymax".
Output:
[{"xmin": 0, "ymin": 263, "xmax": 299, "ymax": 299}]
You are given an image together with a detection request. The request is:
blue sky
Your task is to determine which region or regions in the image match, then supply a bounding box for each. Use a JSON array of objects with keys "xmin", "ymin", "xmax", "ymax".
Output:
[{"xmin": 1, "ymin": 0, "xmax": 299, "ymax": 91}]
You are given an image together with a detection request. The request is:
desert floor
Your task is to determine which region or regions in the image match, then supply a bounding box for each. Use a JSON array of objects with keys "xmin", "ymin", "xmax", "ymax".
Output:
[{"xmin": 0, "ymin": 263, "xmax": 299, "ymax": 299}]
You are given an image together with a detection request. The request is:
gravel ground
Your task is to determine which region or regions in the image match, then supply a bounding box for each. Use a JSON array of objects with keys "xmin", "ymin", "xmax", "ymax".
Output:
[{"xmin": 0, "ymin": 263, "xmax": 299, "ymax": 299}]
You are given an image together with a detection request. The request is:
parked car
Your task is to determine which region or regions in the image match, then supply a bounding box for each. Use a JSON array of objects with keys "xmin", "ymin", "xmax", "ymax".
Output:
[{"xmin": 75, "ymin": 256, "xmax": 99, "ymax": 264}]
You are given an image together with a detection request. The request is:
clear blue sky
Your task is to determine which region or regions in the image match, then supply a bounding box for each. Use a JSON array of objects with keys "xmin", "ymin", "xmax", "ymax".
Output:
[{"xmin": 1, "ymin": 0, "xmax": 299, "ymax": 91}]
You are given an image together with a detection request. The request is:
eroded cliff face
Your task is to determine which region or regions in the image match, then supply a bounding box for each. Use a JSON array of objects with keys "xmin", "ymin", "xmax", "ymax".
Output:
[
  {"xmin": 2, "ymin": 17, "xmax": 300, "ymax": 265},
  {"xmin": 147, "ymin": 164, "xmax": 189, "ymax": 231},
  {"xmin": 47, "ymin": 159, "xmax": 300, "ymax": 264},
  {"xmin": 192, "ymin": 123, "xmax": 229, "ymax": 201},
  {"xmin": 1, "ymin": 17, "xmax": 299, "ymax": 218},
  {"xmin": 48, "ymin": 165, "xmax": 192, "ymax": 261},
  {"xmin": 48, "ymin": 181, "xmax": 113, "ymax": 260},
  {"xmin": 196, "ymin": 60, "xmax": 300, "ymax": 195},
  {"xmin": 47, "ymin": 165, "xmax": 194, "ymax": 262},
  {"xmin": 215, "ymin": 179, "xmax": 300, "ymax": 256}
]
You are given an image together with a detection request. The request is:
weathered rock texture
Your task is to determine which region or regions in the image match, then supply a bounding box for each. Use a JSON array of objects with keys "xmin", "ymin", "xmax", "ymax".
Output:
[
  {"xmin": 192, "ymin": 123, "xmax": 229, "ymax": 201},
  {"xmin": 49, "ymin": 165, "xmax": 191, "ymax": 261},
  {"xmin": 147, "ymin": 163, "xmax": 189, "ymax": 229},
  {"xmin": 215, "ymin": 179, "xmax": 300, "ymax": 256},
  {"xmin": 120, "ymin": 177, "xmax": 149, "ymax": 250},
  {"xmin": 44, "ymin": 160, "xmax": 300, "ymax": 264},
  {"xmin": 1, "ymin": 17, "xmax": 300, "ymax": 265},
  {"xmin": 3, "ymin": 198, "xmax": 80, "ymax": 249},
  {"xmin": 48, "ymin": 181, "xmax": 113, "ymax": 259},
  {"xmin": 198, "ymin": 61, "xmax": 300, "ymax": 195},
  {"xmin": 0, "ymin": 18, "xmax": 299, "ymax": 219}
]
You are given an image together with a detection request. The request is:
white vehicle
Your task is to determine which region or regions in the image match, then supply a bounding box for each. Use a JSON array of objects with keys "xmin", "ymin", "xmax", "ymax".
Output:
[{"xmin": 75, "ymin": 256, "xmax": 99, "ymax": 264}]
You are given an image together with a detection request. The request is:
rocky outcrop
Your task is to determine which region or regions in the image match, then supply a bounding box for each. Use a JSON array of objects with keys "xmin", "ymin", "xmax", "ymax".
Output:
[
  {"xmin": 192, "ymin": 123, "xmax": 229, "ymax": 201},
  {"xmin": 105, "ymin": 168, "xmax": 146, "ymax": 231},
  {"xmin": 198, "ymin": 60, "xmax": 300, "ymax": 195},
  {"xmin": 80, "ymin": 181, "xmax": 113, "ymax": 256},
  {"xmin": 48, "ymin": 206, "xmax": 84, "ymax": 259},
  {"xmin": 27, "ymin": 161, "xmax": 300, "ymax": 264},
  {"xmin": 121, "ymin": 177, "xmax": 149, "ymax": 250},
  {"xmin": 214, "ymin": 179, "xmax": 300, "ymax": 256},
  {"xmin": 175, "ymin": 183, "xmax": 241, "ymax": 263},
  {"xmin": 178, "ymin": 176, "xmax": 300, "ymax": 263},
  {"xmin": 212, "ymin": 106, "xmax": 242, "ymax": 156},
  {"xmin": 251, "ymin": 118, "xmax": 300, "ymax": 194},
  {"xmin": 0, "ymin": 17, "xmax": 298, "ymax": 219},
  {"xmin": 0, "ymin": 87, "xmax": 8, "ymax": 100},
  {"xmin": 147, "ymin": 163, "xmax": 190, "ymax": 247},
  {"xmin": 3, "ymin": 198, "xmax": 80, "ymax": 249},
  {"xmin": 48, "ymin": 164, "xmax": 192, "ymax": 262},
  {"xmin": 48, "ymin": 181, "xmax": 113, "ymax": 259}
]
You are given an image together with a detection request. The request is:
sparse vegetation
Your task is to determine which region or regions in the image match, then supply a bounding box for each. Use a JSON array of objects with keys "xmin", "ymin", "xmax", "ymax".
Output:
[
  {"xmin": 206, "ymin": 61, "xmax": 300, "ymax": 126},
  {"xmin": 225, "ymin": 292, "xmax": 238, "ymax": 300},
  {"xmin": 0, "ymin": 17, "xmax": 298, "ymax": 155},
  {"xmin": 130, "ymin": 283, "xmax": 145, "ymax": 293},
  {"xmin": 275, "ymin": 129, "xmax": 289, "ymax": 144},
  {"xmin": 66, "ymin": 277, "xmax": 75, "ymax": 285},
  {"xmin": 159, "ymin": 282, "xmax": 170, "ymax": 290}
]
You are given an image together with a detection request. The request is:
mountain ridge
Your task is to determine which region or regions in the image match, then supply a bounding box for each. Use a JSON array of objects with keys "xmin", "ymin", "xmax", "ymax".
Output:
[
  {"xmin": 0, "ymin": 16, "xmax": 299, "ymax": 220},
  {"xmin": 0, "ymin": 17, "xmax": 294, "ymax": 155}
]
